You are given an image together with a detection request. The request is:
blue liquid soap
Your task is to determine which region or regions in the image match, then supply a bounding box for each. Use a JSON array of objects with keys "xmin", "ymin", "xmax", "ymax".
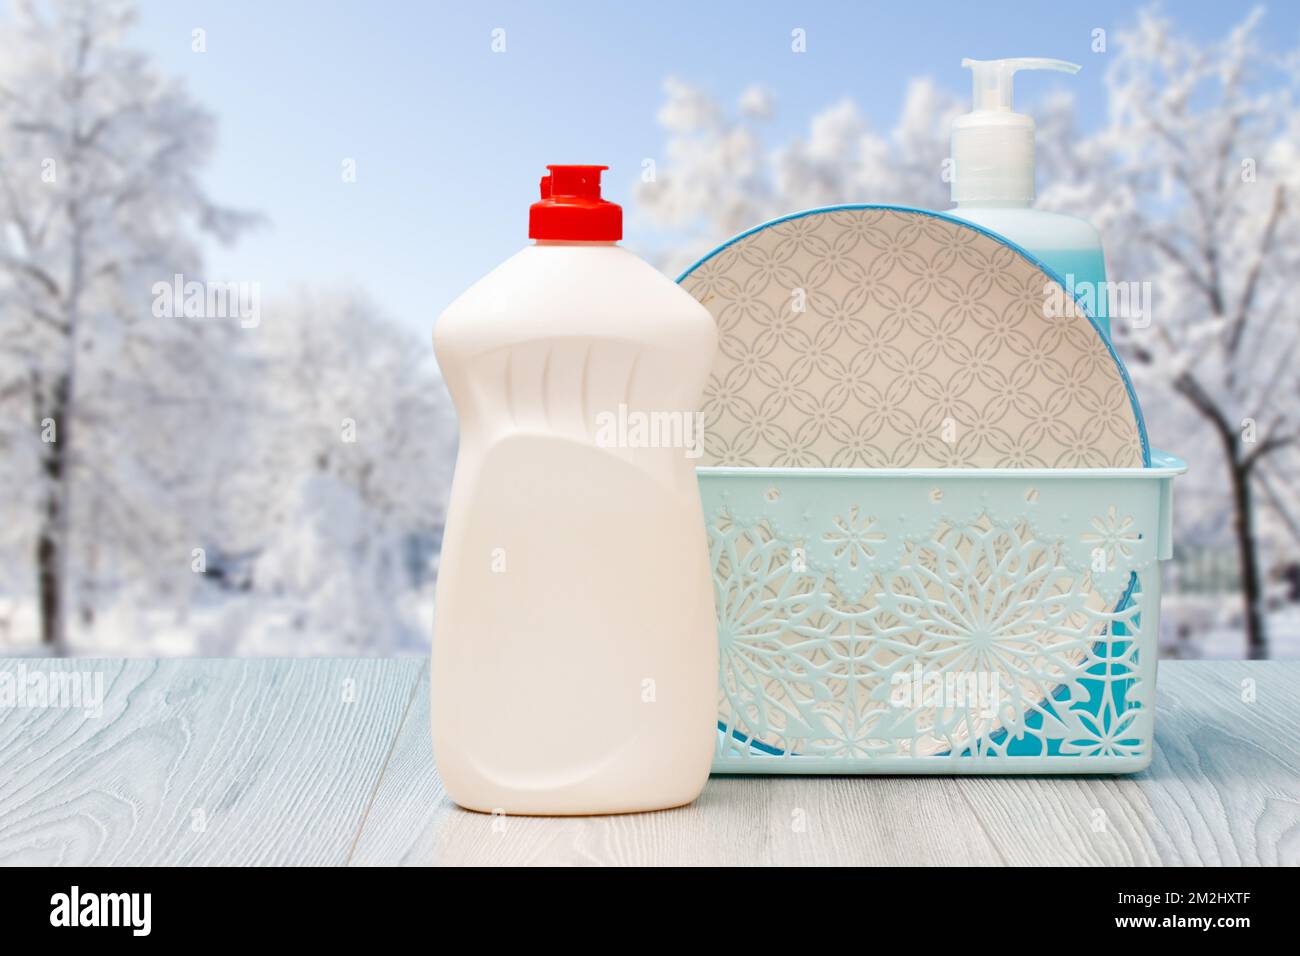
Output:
[{"xmin": 949, "ymin": 205, "xmax": 1110, "ymax": 339}]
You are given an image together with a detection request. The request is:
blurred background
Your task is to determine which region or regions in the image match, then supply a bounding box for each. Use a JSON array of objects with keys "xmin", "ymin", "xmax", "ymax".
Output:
[{"xmin": 0, "ymin": 0, "xmax": 1296, "ymax": 659}]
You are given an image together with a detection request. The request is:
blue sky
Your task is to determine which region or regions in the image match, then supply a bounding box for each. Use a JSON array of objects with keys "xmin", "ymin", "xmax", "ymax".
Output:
[{"xmin": 123, "ymin": 0, "xmax": 1300, "ymax": 332}]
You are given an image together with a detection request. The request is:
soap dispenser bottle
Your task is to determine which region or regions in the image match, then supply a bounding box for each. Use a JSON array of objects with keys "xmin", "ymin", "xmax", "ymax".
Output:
[
  {"xmin": 949, "ymin": 57, "xmax": 1111, "ymax": 338},
  {"xmin": 430, "ymin": 165, "xmax": 719, "ymax": 816}
]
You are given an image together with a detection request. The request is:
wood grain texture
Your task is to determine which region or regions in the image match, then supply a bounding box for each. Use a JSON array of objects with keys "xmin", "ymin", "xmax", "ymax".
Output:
[
  {"xmin": 0, "ymin": 658, "xmax": 423, "ymax": 865},
  {"xmin": 0, "ymin": 659, "xmax": 1295, "ymax": 866}
]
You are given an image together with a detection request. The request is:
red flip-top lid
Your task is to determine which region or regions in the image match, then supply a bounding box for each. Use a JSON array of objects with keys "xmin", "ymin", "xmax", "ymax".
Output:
[{"xmin": 528, "ymin": 164, "xmax": 622, "ymax": 241}]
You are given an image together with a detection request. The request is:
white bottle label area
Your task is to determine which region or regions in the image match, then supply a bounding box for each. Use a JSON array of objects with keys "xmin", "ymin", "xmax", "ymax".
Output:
[{"xmin": 431, "ymin": 243, "xmax": 719, "ymax": 815}]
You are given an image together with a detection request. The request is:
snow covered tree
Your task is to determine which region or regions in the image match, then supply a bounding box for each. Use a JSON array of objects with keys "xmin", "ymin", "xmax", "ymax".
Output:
[
  {"xmin": 229, "ymin": 291, "xmax": 454, "ymax": 655},
  {"xmin": 0, "ymin": 0, "xmax": 255, "ymax": 652},
  {"xmin": 634, "ymin": 77, "xmax": 961, "ymax": 275},
  {"xmin": 1058, "ymin": 9, "xmax": 1300, "ymax": 658}
]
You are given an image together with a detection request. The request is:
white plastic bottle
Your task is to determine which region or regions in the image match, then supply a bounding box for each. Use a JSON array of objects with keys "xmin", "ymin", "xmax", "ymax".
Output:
[
  {"xmin": 431, "ymin": 165, "xmax": 719, "ymax": 816},
  {"xmin": 948, "ymin": 57, "xmax": 1111, "ymax": 338}
]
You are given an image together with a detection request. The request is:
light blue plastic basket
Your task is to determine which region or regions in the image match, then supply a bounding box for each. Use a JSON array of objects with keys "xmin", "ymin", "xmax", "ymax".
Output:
[
  {"xmin": 698, "ymin": 452, "xmax": 1185, "ymax": 773},
  {"xmin": 679, "ymin": 202, "xmax": 1184, "ymax": 773}
]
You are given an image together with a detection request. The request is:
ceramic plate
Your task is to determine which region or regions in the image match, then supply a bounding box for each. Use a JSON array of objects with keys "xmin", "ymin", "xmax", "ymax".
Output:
[{"xmin": 679, "ymin": 206, "xmax": 1147, "ymax": 469}]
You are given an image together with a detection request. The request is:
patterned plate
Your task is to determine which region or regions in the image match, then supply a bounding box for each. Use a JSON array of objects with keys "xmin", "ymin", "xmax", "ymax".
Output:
[
  {"xmin": 679, "ymin": 206, "xmax": 1147, "ymax": 469},
  {"xmin": 681, "ymin": 205, "xmax": 1149, "ymax": 759}
]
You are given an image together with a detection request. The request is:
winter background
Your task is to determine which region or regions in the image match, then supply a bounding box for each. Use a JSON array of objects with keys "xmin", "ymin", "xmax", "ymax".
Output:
[{"xmin": 1, "ymin": 0, "xmax": 1297, "ymax": 659}]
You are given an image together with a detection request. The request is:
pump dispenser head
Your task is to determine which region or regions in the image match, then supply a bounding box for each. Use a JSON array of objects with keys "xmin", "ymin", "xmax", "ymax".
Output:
[
  {"xmin": 951, "ymin": 57, "xmax": 1080, "ymax": 205},
  {"xmin": 529, "ymin": 164, "xmax": 622, "ymax": 241}
]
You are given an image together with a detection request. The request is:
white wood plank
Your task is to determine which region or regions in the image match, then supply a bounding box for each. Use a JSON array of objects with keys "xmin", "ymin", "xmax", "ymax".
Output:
[
  {"xmin": 345, "ymin": 660, "xmax": 452, "ymax": 865},
  {"xmin": 1, "ymin": 659, "xmax": 1295, "ymax": 866},
  {"xmin": 0, "ymin": 658, "xmax": 421, "ymax": 865},
  {"xmin": 1138, "ymin": 660, "xmax": 1300, "ymax": 865},
  {"xmin": 353, "ymin": 660, "xmax": 1300, "ymax": 866}
]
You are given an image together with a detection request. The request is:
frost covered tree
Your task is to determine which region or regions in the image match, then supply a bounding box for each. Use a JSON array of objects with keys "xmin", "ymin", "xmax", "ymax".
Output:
[
  {"xmin": 635, "ymin": 7, "xmax": 1300, "ymax": 657},
  {"xmin": 0, "ymin": 0, "xmax": 254, "ymax": 652},
  {"xmin": 1056, "ymin": 10, "xmax": 1300, "ymax": 658},
  {"xmin": 226, "ymin": 291, "xmax": 455, "ymax": 655},
  {"xmin": 634, "ymin": 77, "xmax": 961, "ymax": 275}
]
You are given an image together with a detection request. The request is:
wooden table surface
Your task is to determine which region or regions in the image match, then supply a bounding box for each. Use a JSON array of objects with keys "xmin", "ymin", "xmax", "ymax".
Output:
[{"xmin": 0, "ymin": 658, "xmax": 1295, "ymax": 866}]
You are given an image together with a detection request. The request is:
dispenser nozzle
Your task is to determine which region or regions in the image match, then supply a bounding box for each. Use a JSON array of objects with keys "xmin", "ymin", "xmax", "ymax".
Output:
[
  {"xmin": 962, "ymin": 57, "xmax": 1080, "ymax": 112},
  {"xmin": 951, "ymin": 57, "xmax": 1081, "ymax": 205}
]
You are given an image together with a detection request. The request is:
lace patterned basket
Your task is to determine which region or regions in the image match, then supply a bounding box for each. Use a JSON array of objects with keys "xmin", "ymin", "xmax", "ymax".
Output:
[{"xmin": 700, "ymin": 451, "xmax": 1185, "ymax": 773}]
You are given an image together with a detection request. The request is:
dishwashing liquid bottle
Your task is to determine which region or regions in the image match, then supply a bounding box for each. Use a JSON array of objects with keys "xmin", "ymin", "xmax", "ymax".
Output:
[
  {"xmin": 430, "ymin": 165, "xmax": 719, "ymax": 816},
  {"xmin": 949, "ymin": 57, "xmax": 1112, "ymax": 338}
]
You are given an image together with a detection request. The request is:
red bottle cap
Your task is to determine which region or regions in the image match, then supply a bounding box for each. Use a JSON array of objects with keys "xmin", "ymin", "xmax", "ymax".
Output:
[{"xmin": 528, "ymin": 164, "xmax": 622, "ymax": 241}]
